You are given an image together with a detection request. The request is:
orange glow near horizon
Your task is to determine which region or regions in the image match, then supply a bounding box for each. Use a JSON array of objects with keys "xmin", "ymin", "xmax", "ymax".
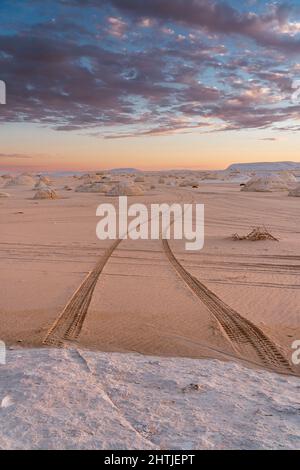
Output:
[{"xmin": 0, "ymin": 123, "xmax": 300, "ymax": 173}]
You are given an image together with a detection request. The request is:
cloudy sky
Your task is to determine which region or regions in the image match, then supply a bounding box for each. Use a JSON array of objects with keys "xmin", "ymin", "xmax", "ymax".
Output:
[{"xmin": 1, "ymin": 0, "xmax": 300, "ymax": 171}]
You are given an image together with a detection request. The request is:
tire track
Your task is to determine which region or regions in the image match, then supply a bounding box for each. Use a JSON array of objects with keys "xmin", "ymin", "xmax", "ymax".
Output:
[
  {"xmin": 43, "ymin": 239, "xmax": 121, "ymax": 347},
  {"xmin": 43, "ymin": 190, "xmax": 182, "ymax": 347},
  {"xmin": 162, "ymin": 238, "xmax": 293, "ymax": 373}
]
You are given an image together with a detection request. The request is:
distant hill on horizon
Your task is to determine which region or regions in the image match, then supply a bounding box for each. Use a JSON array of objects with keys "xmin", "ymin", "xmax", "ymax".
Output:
[
  {"xmin": 227, "ymin": 162, "xmax": 300, "ymax": 172},
  {"xmin": 109, "ymin": 168, "xmax": 141, "ymax": 174}
]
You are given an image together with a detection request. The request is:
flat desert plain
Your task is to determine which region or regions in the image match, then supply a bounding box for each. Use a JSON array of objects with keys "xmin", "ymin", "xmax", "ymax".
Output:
[{"xmin": 1, "ymin": 174, "xmax": 300, "ymax": 376}]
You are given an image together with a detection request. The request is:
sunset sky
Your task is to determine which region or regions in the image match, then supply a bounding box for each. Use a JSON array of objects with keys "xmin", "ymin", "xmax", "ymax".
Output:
[{"xmin": 1, "ymin": 0, "xmax": 300, "ymax": 172}]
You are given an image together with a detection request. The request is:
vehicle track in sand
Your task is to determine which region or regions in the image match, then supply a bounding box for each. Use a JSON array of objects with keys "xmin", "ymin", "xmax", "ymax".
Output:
[
  {"xmin": 43, "ymin": 189, "xmax": 294, "ymax": 374},
  {"xmin": 43, "ymin": 191, "xmax": 183, "ymax": 347},
  {"xmin": 162, "ymin": 237, "xmax": 293, "ymax": 373},
  {"xmin": 43, "ymin": 239, "xmax": 122, "ymax": 347}
]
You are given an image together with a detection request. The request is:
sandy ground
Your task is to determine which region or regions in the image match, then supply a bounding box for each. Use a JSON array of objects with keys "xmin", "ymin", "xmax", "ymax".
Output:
[
  {"xmin": 0, "ymin": 175, "xmax": 300, "ymax": 376},
  {"xmin": 0, "ymin": 347, "xmax": 299, "ymax": 450}
]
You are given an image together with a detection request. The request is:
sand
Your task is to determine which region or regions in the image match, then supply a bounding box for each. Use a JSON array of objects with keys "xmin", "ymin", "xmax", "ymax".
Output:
[
  {"xmin": 0, "ymin": 347, "xmax": 299, "ymax": 450},
  {"xmin": 0, "ymin": 174, "xmax": 300, "ymax": 377}
]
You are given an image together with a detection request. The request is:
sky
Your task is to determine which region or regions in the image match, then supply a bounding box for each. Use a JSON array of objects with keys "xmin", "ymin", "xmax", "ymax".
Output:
[{"xmin": 0, "ymin": 0, "xmax": 300, "ymax": 172}]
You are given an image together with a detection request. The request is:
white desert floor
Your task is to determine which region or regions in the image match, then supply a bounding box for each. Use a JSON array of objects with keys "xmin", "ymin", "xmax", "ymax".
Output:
[
  {"xmin": 0, "ymin": 347, "xmax": 299, "ymax": 450},
  {"xmin": 0, "ymin": 175, "xmax": 300, "ymax": 449}
]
